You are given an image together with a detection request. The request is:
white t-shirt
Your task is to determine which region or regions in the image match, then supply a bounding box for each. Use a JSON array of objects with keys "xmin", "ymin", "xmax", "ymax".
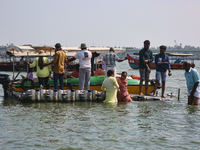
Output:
[{"xmin": 75, "ymin": 50, "xmax": 92, "ymax": 68}]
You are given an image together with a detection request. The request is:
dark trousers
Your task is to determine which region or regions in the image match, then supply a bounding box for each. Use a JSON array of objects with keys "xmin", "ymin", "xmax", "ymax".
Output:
[
  {"xmin": 54, "ymin": 73, "xmax": 64, "ymax": 90},
  {"xmin": 38, "ymin": 76, "xmax": 49, "ymax": 89}
]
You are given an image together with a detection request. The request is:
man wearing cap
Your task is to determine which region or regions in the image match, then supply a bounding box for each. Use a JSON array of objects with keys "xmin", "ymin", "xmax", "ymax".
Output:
[
  {"xmin": 45, "ymin": 43, "xmax": 68, "ymax": 90},
  {"xmin": 68, "ymin": 43, "xmax": 92, "ymax": 90},
  {"xmin": 103, "ymin": 47, "xmax": 127, "ymax": 78},
  {"xmin": 139, "ymin": 40, "xmax": 153, "ymax": 96}
]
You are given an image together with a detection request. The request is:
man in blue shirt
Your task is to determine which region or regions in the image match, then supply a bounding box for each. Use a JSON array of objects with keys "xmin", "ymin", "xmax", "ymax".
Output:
[
  {"xmin": 153, "ymin": 45, "xmax": 172, "ymax": 98},
  {"xmin": 183, "ymin": 61, "xmax": 200, "ymax": 105}
]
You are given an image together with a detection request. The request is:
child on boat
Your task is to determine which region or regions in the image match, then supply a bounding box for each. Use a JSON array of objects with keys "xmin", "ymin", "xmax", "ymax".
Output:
[
  {"xmin": 66, "ymin": 64, "xmax": 79, "ymax": 78},
  {"xmin": 26, "ymin": 66, "xmax": 34, "ymax": 80}
]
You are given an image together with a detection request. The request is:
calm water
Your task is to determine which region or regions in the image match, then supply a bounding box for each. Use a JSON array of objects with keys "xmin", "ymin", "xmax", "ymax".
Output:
[{"xmin": 0, "ymin": 60, "xmax": 200, "ymax": 150}]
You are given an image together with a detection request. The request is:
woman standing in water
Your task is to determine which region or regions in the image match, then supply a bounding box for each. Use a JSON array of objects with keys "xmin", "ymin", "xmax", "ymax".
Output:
[
  {"xmin": 101, "ymin": 70, "xmax": 119, "ymax": 103},
  {"xmin": 116, "ymin": 71, "xmax": 132, "ymax": 102}
]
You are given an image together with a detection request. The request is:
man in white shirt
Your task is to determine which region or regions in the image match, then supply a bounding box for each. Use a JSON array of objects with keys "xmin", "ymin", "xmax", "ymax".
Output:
[{"xmin": 69, "ymin": 43, "xmax": 92, "ymax": 90}]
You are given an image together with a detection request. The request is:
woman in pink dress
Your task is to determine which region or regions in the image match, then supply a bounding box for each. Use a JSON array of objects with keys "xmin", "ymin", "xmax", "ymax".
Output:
[{"xmin": 117, "ymin": 71, "xmax": 132, "ymax": 102}]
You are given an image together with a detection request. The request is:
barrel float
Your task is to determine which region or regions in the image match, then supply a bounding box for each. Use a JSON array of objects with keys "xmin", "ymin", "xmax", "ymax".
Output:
[{"xmin": 19, "ymin": 89, "xmax": 106, "ymax": 102}]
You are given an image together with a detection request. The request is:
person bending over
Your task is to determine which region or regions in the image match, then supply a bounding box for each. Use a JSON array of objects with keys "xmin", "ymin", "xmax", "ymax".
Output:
[{"xmin": 183, "ymin": 61, "xmax": 200, "ymax": 105}]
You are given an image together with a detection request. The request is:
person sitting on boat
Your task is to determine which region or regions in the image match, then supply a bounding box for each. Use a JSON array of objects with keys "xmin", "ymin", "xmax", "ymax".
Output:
[
  {"xmin": 174, "ymin": 59, "xmax": 181, "ymax": 64},
  {"xmin": 139, "ymin": 40, "xmax": 153, "ymax": 96},
  {"xmin": 103, "ymin": 47, "xmax": 127, "ymax": 78},
  {"xmin": 153, "ymin": 45, "xmax": 172, "ymax": 98},
  {"xmin": 116, "ymin": 71, "xmax": 132, "ymax": 102},
  {"xmin": 94, "ymin": 64, "xmax": 105, "ymax": 76},
  {"xmin": 91, "ymin": 51, "xmax": 100, "ymax": 76},
  {"xmin": 28, "ymin": 50, "xmax": 51, "ymax": 89},
  {"xmin": 66, "ymin": 64, "xmax": 79, "ymax": 78},
  {"xmin": 101, "ymin": 70, "xmax": 119, "ymax": 103},
  {"xmin": 183, "ymin": 61, "xmax": 200, "ymax": 105},
  {"xmin": 19, "ymin": 56, "xmax": 25, "ymax": 65},
  {"xmin": 26, "ymin": 66, "xmax": 34, "ymax": 80}
]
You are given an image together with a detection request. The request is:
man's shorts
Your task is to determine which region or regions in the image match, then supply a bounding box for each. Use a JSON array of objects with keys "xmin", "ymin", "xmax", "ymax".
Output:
[
  {"xmin": 155, "ymin": 71, "xmax": 167, "ymax": 83},
  {"xmin": 187, "ymin": 86, "xmax": 200, "ymax": 98},
  {"xmin": 139, "ymin": 68, "xmax": 149, "ymax": 81}
]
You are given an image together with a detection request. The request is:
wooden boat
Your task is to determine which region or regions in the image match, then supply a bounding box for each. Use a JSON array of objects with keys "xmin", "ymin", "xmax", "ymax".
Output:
[
  {"xmin": 0, "ymin": 74, "xmax": 157, "ymax": 98},
  {"xmin": 0, "ymin": 45, "xmax": 76, "ymax": 71},
  {"xmin": 0, "ymin": 45, "xmax": 125, "ymax": 71},
  {"xmin": 127, "ymin": 53, "xmax": 195, "ymax": 69}
]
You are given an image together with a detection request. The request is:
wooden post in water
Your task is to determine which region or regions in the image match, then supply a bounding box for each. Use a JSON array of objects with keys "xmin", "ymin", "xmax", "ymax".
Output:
[
  {"xmin": 178, "ymin": 89, "xmax": 180, "ymax": 101},
  {"xmin": 50, "ymin": 50, "xmax": 51, "ymax": 62},
  {"xmin": 27, "ymin": 52, "xmax": 29, "ymax": 76}
]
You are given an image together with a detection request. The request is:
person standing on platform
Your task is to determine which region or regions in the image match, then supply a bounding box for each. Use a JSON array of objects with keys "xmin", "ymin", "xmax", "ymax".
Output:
[
  {"xmin": 103, "ymin": 47, "xmax": 127, "ymax": 78},
  {"xmin": 183, "ymin": 61, "xmax": 200, "ymax": 105},
  {"xmin": 45, "ymin": 43, "xmax": 68, "ymax": 90},
  {"xmin": 68, "ymin": 43, "xmax": 92, "ymax": 90},
  {"xmin": 28, "ymin": 50, "xmax": 51, "ymax": 89},
  {"xmin": 139, "ymin": 40, "xmax": 153, "ymax": 96},
  {"xmin": 53, "ymin": 43, "xmax": 68, "ymax": 90},
  {"xmin": 153, "ymin": 45, "xmax": 172, "ymax": 98}
]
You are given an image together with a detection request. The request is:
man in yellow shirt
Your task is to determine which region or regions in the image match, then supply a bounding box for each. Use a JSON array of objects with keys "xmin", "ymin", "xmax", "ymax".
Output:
[
  {"xmin": 45, "ymin": 43, "xmax": 68, "ymax": 90},
  {"xmin": 52, "ymin": 43, "xmax": 68, "ymax": 90}
]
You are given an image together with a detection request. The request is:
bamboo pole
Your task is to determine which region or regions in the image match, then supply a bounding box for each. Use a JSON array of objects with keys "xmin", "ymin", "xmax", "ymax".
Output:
[
  {"xmin": 12, "ymin": 49, "xmax": 14, "ymax": 80},
  {"xmin": 27, "ymin": 52, "xmax": 29, "ymax": 78},
  {"xmin": 50, "ymin": 50, "xmax": 51, "ymax": 61}
]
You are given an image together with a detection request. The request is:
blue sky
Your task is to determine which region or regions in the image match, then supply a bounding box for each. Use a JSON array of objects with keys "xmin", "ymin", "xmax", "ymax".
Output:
[{"xmin": 0, "ymin": 0, "xmax": 199, "ymax": 48}]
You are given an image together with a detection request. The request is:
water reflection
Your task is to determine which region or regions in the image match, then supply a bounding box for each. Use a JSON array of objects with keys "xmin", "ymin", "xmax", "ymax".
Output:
[
  {"xmin": 1, "ymin": 97, "xmax": 19, "ymax": 106},
  {"xmin": 186, "ymin": 105, "xmax": 200, "ymax": 114}
]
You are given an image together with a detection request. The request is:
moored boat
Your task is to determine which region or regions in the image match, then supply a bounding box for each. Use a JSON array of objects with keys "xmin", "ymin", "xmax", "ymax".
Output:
[
  {"xmin": 1, "ymin": 45, "xmax": 125, "ymax": 71},
  {"xmin": 127, "ymin": 53, "xmax": 195, "ymax": 69},
  {"xmin": 0, "ymin": 74, "xmax": 157, "ymax": 98}
]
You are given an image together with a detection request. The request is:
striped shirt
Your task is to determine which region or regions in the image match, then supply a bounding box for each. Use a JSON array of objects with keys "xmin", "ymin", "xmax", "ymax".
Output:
[{"xmin": 103, "ymin": 52, "xmax": 119, "ymax": 66}]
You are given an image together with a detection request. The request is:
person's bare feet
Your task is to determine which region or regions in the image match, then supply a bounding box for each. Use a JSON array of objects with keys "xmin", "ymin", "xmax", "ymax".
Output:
[
  {"xmin": 152, "ymin": 94, "xmax": 156, "ymax": 97},
  {"xmin": 161, "ymin": 96, "xmax": 166, "ymax": 98},
  {"xmin": 145, "ymin": 93, "xmax": 151, "ymax": 96}
]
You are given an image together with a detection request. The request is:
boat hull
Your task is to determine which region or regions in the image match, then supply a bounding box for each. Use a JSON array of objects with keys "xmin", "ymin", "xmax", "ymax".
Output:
[
  {"xmin": 12, "ymin": 76, "xmax": 155, "ymax": 94},
  {"xmin": 14, "ymin": 84, "xmax": 154, "ymax": 95}
]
